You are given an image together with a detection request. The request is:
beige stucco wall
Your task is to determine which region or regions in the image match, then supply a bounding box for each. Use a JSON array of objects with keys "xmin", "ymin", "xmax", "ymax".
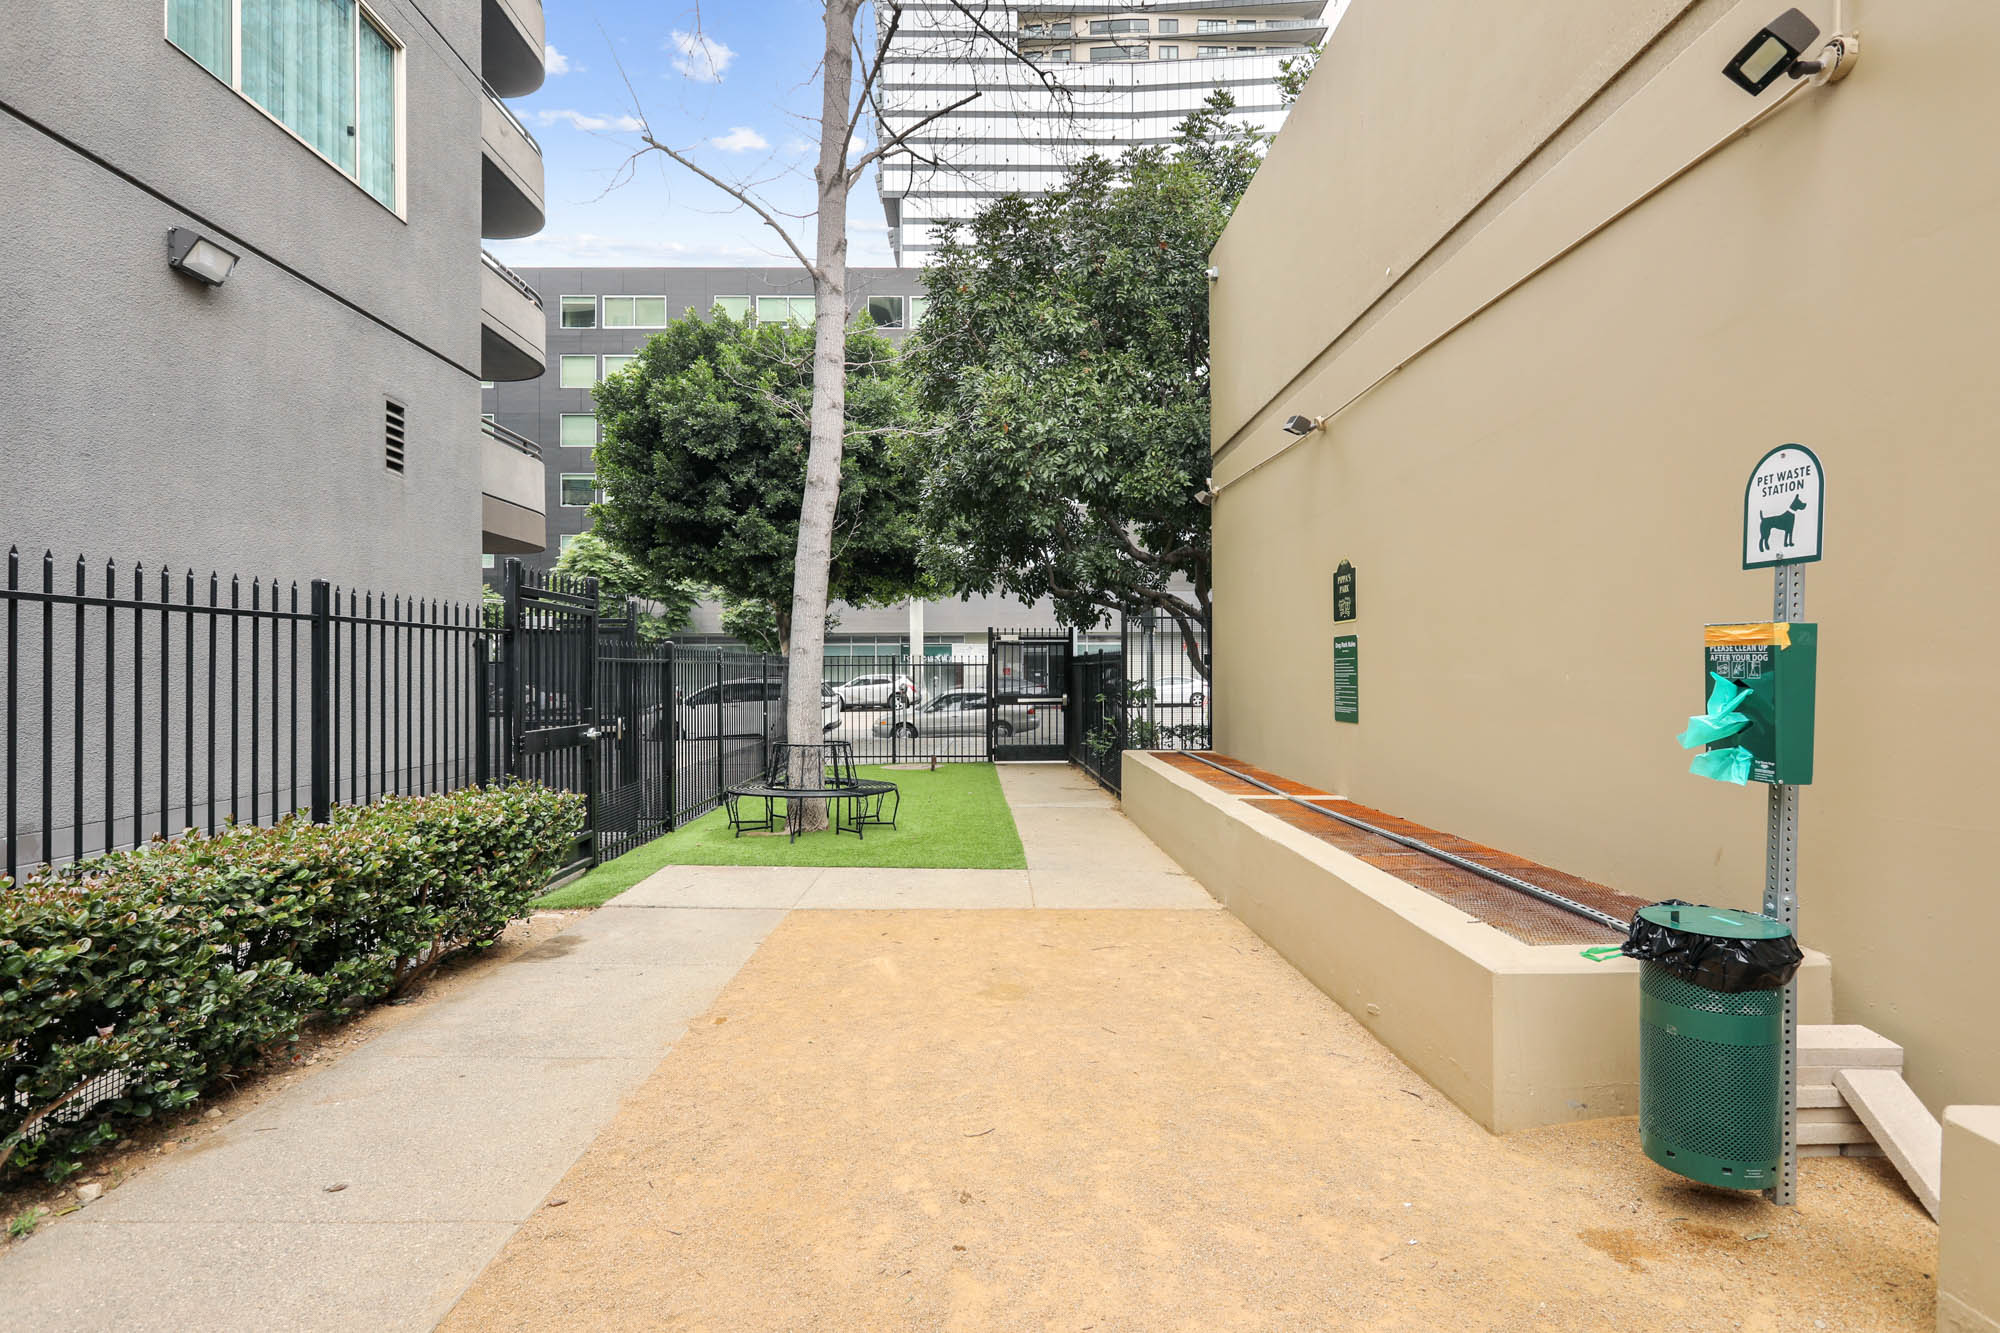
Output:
[{"xmin": 1208, "ymin": 0, "xmax": 2000, "ymax": 1117}]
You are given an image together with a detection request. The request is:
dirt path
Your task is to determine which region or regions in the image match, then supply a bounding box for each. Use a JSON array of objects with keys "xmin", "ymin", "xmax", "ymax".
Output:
[{"xmin": 442, "ymin": 909, "xmax": 1935, "ymax": 1332}]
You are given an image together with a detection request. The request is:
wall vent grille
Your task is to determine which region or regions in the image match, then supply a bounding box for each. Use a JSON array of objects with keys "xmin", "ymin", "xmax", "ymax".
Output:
[{"xmin": 384, "ymin": 399, "xmax": 406, "ymax": 473}]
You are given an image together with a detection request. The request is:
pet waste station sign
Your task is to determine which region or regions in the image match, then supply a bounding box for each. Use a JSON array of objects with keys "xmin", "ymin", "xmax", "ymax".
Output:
[{"xmin": 1742, "ymin": 444, "xmax": 1823, "ymax": 569}]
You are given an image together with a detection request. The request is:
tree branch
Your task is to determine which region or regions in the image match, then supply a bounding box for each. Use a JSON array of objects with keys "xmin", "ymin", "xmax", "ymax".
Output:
[
  {"xmin": 849, "ymin": 92, "xmax": 983, "ymax": 185},
  {"xmin": 636, "ymin": 132, "xmax": 821, "ymax": 281}
]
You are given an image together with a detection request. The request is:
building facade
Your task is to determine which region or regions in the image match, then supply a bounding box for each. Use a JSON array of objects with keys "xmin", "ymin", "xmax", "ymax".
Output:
[
  {"xmin": 0, "ymin": 0, "xmax": 550, "ymax": 598},
  {"xmin": 480, "ymin": 266, "xmax": 1125, "ymax": 658},
  {"xmin": 1205, "ymin": 0, "xmax": 1999, "ymax": 1122},
  {"xmin": 873, "ymin": 1, "xmax": 1341, "ymax": 264}
]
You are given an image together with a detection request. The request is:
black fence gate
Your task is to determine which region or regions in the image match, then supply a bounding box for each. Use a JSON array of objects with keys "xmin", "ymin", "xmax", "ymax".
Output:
[
  {"xmin": 986, "ymin": 629, "xmax": 1071, "ymax": 762},
  {"xmin": 497, "ymin": 564, "xmax": 598, "ymax": 877}
]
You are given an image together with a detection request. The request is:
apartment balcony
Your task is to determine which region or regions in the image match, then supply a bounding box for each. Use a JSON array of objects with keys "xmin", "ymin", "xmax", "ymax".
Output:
[
  {"xmin": 481, "ymin": 419, "xmax": 545, "ymax": 555},
  {"xmin": 481, "ymin": 0, "xmax": 546, "ymax": 98},
  {"xmin": 482, "ymin": 85, "xmax": 545, "ymax": 240},
  {"xmin": 480, "ymin": 250, "xmax": 545, "ymax": 382}
]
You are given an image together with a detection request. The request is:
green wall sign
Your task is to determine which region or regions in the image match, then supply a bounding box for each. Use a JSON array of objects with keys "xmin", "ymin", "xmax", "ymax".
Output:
[
  {"xmin": 1333, "ymin": 560, "xmax": 1358, "ymax": 623},
  {"xmin": 1333, "ymin": 634, "xmax": 1359, "ymax": 723}
]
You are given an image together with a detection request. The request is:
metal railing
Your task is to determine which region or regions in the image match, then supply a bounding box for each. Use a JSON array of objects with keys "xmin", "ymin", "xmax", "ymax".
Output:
[
  {"xmin": 1, "ymin": 546, "xmax": 499, "ymax": 880},
  {"xmin": 481, "ymin": 80, "xmax": 543, "ymax": 157},
  {"xmin": 481, "ymin": 249, "xmax": 544, "ymax": 309},
  {"xmin": 482, "ymin": 416, "xmax": 541, "ymax": 460}
]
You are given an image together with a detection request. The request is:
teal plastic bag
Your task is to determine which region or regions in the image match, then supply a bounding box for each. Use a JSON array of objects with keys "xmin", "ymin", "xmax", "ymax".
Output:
[
  {"xmin": 1677, "ymin": 672, "xmax": 1753, "ymax": 749},
  {"xmin": 1690, "ymin": 746, "xmax": 1753, "ymax": 785}
]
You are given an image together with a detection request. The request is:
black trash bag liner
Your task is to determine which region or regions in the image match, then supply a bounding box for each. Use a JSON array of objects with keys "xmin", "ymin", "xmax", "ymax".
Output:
[{"xmin": 1621, "ymin": 899, "xmax": 1804, "ymax": 993}]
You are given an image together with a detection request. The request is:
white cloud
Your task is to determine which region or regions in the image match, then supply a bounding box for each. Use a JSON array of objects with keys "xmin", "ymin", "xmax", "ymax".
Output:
[
  {"xmin": 543, "ymin": 44, "xmax": 572, "ymax": 75},
  {"xmin": 710, "ymin": 126, "xmax": 768, "ymax": 153},
  {"xmin": 529, "ymin": 108, "xmax": 643, "ymax": 133},
  {"xmin": 668, "ymin": 29, "xmax": 735, "ymax": 83}
]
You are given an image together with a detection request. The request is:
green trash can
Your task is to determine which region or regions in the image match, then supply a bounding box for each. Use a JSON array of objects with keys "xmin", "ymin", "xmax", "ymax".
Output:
[{"xmin": 1632, "ymin": 903, "xmax": 1796, "ymax": 1191}]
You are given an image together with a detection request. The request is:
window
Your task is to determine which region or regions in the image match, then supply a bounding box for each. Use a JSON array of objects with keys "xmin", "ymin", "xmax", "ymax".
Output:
[
  {"xmin": 167, "ymin": 0, "xmax": 402, "ymax": 210},
  {"xmin": 481, "ymin": 554, "xmax": 496, "ymax": 569},
  {"xmin": 909, "ymin": 295, "xmax": 930, "ymax": 326},
  {"xmin": 1157, "ymin": 18, "xmax": 1178, "ymax": 34},
  {"xmin": 1089, "ymin": 44, "xmax": 1145, "ymax": 61},
  {"xmin": 1196, "ymin": 18, "xmax": 1229, "ymax": 32},
  {"xmin": 559, "ymin": 474, "xmax": 600, "ymax": 507},
  {"xmin": 866, "ymin": 295, "xmax": 906, "ymax": 329},
  {"xmin": 558, "ymin": 355, "xmax": 597, "ymax": 389},
  {"xmin": 480, "ymin": 380, "xmax": 495, "ymax": 389},
  {"xmin": 603, "ymin": 295, "xmax": 668, "ymax": 328},
  {"xmin": 559, "ymin": 296, "xmax": 597, "ymax": 329},
  {"xmin": 1032, "ymin": 47, "xmax": 1072, "ymax": 63},
  {"xmin": 755, "ymin": 295, "xmax": 816, "ymax": 326},
  {"xmin": 558, "ymin": 533, "xmax": 581, "ymax": 555},
  {"xmin": 1199, "ymin": 46, "xmax": 1231, "ymax": 57},
  {"xmin": 1236, "ymin": 19, "xmax": 1257, "ymax": 29},
  {"xmin": 559, "ymin": 414, "xmax": 598, "ymax": 448},
  {"xmin": 601, "ymin": 354, "xmax": 637, "ymax": 377},
  {"xmin": 713, "ymin": 295, "xmax": 751, "ymax": 321},
  {"xmin": 1158, "ymin": 45, "xmax": 1180, "ymax": 59},
  {"xmin": 481, "ymin": 412, "xmax": 495, "ymax": 422},
  {"xmin": 1088, "ymin": 18, "xmax": 1146, "ymax": 35}
]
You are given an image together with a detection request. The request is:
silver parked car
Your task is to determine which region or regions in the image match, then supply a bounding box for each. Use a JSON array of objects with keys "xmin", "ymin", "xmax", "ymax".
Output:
[
  {"xmin": 681, "ymin": 678, "xmax": 841, "ymax": 738},
  {"xmin": 874, "ymin": 688, "xmax": 1040, "ymax": 739}
]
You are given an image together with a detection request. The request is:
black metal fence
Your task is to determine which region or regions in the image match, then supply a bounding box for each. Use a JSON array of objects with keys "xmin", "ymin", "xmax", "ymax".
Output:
[
  {"xmin": 1063, "ymin": 609, "xmax": 1212, "ymax": 795},
  {"xmin": 2, "ymin": 544, "xmax": 1215, "ymax": 875},
  {"xmin": 2, "ymin": 547, "xmax": 496, "ymax": 882}
]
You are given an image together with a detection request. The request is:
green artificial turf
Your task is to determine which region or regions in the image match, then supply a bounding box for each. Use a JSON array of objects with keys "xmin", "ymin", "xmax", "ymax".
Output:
[{"xmin": 532, "ymin": 762, "xmax": 1025, "ymax": 909}]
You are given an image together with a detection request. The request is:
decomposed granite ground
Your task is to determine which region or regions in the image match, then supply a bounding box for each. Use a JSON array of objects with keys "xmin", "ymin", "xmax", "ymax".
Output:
[{"xmin": 440, "ymin": 908, "xmax": 1937, "ymax": 1332}]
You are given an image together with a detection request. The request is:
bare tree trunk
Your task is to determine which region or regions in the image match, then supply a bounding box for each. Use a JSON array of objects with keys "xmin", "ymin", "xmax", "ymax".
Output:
[{"xmin": 782, "ymin": 0, "xmax": 862, "ymax": 826}]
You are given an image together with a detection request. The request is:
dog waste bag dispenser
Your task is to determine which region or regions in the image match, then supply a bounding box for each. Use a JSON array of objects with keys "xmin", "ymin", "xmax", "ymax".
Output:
[
  {"xmin": 1627, "ymin": 902, "xmax": 1802, "ymax": 1190},
  {"xmin": 1699, "ymin": 622, "xmax": 1817, "ymax": 785}
]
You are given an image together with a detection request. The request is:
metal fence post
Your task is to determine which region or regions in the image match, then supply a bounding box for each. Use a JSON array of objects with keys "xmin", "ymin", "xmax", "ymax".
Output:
[
  {"xmin": 309, "ymin": 579, "xmax": 333, "ymax": 822},
  {"xmin": 500, "ymin": 558, "xmax": 522, "ymax": 778},
  {"xmin": 663, "ymin": 640, "xmax": 678, "ymax": 830},
  {"xmin": 474, "ymin": 637, "xmax": 490, "ymax": 787},
  {"xmin": 582, "ymin": 574, "xmax": 601, "ymax": 866},
  {"xmin": 714, "ymin": 651, "xmax": 724, "ymax": 806}
]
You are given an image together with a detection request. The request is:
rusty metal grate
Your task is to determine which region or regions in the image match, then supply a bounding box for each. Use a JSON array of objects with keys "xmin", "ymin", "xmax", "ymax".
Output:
[
  {"xmin": 1157, "ymin": 750, "xmax": 1335, "ymax": 797},
  {"xmin": 1162, "ymin": 752, "xmax": 1644, "ymax": 945}
]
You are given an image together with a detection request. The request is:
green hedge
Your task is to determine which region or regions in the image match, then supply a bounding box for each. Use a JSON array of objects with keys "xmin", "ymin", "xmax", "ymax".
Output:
[{"xmin": 0, "ymin": 783, "xmax": 585, "ymax": 1183}]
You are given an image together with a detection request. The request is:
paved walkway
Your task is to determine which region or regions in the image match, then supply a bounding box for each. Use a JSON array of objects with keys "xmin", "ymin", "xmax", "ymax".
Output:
[{"xmin": 0, "ymin": 763, "xmax": 1206, "ymax": 1330}]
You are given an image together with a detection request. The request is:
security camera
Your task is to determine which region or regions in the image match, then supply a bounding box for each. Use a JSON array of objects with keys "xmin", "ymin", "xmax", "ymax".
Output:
[
  {"xmin": 1722, "ymin": 9, "xmax": 1821, "ymax": 95},
  {"xmin": 1204, "ymin": 265, "xmax": 1220, "ymax": 281},
  {"xmin": 1281, "ymin": 414, "xmax": 1323, "ymax": 437},
  {"xmin": 1195, "ymin": 489, "xmax": 1213, "ymax": 507}
]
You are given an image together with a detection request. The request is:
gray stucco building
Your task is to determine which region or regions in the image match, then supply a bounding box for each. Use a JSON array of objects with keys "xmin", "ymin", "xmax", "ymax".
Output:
[
  {"xmin": 481, "ymin": 266, "xmax": 1105, "ymax": 657},
  {"xmin": 1, "ymin": 0, "xmax": 551, "ymax": 598}
]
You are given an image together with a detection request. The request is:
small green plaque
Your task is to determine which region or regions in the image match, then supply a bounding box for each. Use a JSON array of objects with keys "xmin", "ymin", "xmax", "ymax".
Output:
[
  {"xmin": 1333, "ymin": 635, "xmax": 1359, "ymax": 723},
  {"xmin": 1333, "ymin": 560, "xmax": 1357, "ymax": 623}
]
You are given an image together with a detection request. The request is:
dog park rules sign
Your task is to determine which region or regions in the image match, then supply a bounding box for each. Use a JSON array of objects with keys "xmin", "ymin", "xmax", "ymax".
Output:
[{"xmin": 1743, "ymin": 444, "xmax": 1824, "ymax": 569}]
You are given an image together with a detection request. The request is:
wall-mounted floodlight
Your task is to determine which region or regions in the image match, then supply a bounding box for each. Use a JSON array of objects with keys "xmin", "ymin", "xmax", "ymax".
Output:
[
  {"xmin": 166, "ymin": 227, "xmax": 240, "ymax": 286},
  {"xmin": 1281, "ymin": 414, "xmax": 1325, "ymax": 437},
  {"xmin": 1722, "ymin": 9, "xmax": 1821, "ymax": 95},
  {"xmin": 1205, "ymin": 265, "xmax": 1220, "ymax": 282}
]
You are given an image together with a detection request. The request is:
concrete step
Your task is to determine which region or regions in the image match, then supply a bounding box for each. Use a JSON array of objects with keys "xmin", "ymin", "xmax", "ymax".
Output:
[{"xmin": 1798, "ymin": 1024, "xmax": 1904, "ymax": 1069}]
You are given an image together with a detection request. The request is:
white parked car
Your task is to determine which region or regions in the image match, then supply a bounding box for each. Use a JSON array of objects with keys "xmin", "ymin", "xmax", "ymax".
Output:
[
  {"xmin": 1151, "ymin": 675, "xmax": 1207, "ymax": 707},
  {"xmin": 874, "ymin": 689, "xmax": 1039, "ymax": 739},
  {"xmin": 835, "ymin": 672, "xmax": 917, "ymax": 709},
  {"xmin": 681, "ymin": 678, "xmax": 840, "ymax": 737}
]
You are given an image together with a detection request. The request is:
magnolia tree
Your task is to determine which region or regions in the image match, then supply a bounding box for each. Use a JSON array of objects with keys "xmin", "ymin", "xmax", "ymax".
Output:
[{"xmin": 905, "ymin": 94, "xmax": 1269, "ymax": 680}]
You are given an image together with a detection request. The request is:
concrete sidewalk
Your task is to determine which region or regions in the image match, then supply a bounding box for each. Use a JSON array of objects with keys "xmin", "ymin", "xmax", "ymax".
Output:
[{"xmin": 0, "ymin": 762, "xmax": 1204, "ymax": 1329}]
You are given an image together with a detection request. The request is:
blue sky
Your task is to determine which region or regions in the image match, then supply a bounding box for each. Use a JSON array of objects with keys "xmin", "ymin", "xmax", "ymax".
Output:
[{"xmin": 488, "ymin": 1, "xmax": 898, "ymax": 270}]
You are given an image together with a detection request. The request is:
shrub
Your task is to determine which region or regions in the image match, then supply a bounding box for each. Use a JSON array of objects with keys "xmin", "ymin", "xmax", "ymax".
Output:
[{"xmin": 0, "ymin": 783, "xmax": 584, "ymax": 1183}]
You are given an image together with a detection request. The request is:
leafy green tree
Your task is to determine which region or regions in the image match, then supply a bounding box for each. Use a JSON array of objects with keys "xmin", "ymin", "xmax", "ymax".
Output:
[
  {"xmin": 906, "ymin": 92, "xmax": 1264, "ymax": 678},
  {"xmin": 551, "ymin": 529, "xmax": 697, "ymax": 643},
  {"xmin": 1276, "ymin": 44, "xmax": 1321, "ymax": 109},
  {"xmin": 590, "ymin": 312, "xmax": 931, "ymax": 656}
]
